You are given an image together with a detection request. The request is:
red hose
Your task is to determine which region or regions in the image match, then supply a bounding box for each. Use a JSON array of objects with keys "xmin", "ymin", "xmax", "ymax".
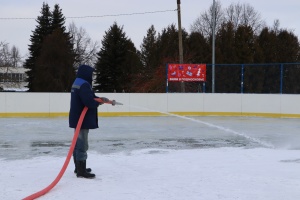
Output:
[{"xmin": 22, "ymin": 106, "xmax": 88, "ymax": 200}]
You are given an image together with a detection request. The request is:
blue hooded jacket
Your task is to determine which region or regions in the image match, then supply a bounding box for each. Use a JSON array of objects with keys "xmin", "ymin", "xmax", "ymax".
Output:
[{"xmin": 69, "ymin": 65, "xmax": 99, "ymax": 129}]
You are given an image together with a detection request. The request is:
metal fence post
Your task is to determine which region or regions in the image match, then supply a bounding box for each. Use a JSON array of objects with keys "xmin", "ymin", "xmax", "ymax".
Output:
[
  {"xmin": 280, "ymin": 64, "xmax": 283, "ymax": 94},
  {"xmin": 166, "ymin": 63, "xmax": 169, "ymax": 93},
  {"xmin": 241, "ymin": 64, "xmax": 244, "ymax": 93}
]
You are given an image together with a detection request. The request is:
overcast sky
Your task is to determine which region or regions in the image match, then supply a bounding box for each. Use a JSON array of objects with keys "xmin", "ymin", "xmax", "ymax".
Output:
[{"xmin": 0, "ymin": 0, "xmax": 299, "ymax": 57}]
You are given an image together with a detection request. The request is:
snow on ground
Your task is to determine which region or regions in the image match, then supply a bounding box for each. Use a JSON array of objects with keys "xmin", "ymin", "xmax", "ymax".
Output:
[
  {"xmin": 1, "ymin": 148, "xmax": 300, "ymax": 200},
  {"xmin": 0, "ymin": 116, "xmax": 300, "ymax": 200}
]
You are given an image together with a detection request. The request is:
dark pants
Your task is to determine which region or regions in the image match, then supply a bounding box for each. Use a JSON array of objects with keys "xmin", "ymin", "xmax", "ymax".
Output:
[{"xmin": 73, "ymin": 129, "xmax": 89, "ymax": 161}]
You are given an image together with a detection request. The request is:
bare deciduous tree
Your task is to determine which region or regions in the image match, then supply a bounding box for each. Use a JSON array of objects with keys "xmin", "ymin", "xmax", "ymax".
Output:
[
  {"xmin": 190, "ymin": 0, "xmax": 224, "ymax": 38},
  {"xmin": 10, "ymin": 45, "xmax": 22, "ymax": 67},
  {"xmin": 225, "ymin": 2, "xmax": 265, "ymax": 34},
  {"xmin": 0, "ymin": 42, "xmax": 10, "ymax": 68},
  {"xmin": 272, "ymin": 19, "xmax": 281, "ymax": 35},
  {"xmin": 190, "ymin": 1, "xmax": 265, "ymax": 38},
  {"xmin": 0, "ymin": 42, "xmax": 22, "ymax": 68},
  {"xmin": 0, "ymin": 41, "xmax": 23, "ymax": 90},
  {"xmin": 68, "ymin": 22, "xmax": 99, "ymax": 68}
]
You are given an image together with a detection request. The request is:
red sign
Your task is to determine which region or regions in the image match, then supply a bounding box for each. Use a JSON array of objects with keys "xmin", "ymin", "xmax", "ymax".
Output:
[{"xmin": 168, "ymin": 64, "xmax": 206, "ymax": 82}]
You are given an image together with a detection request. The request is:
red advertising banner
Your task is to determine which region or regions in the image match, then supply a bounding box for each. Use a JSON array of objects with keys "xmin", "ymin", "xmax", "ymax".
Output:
[{"xmin": 168, "ymin": 63, "xmax": 206, "ymax": 82}]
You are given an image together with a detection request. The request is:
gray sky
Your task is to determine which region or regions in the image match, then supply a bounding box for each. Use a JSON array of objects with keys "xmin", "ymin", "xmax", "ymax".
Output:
[{"xmin": 0, "ymin": 0, "xmax": 299, "ymax": 57}]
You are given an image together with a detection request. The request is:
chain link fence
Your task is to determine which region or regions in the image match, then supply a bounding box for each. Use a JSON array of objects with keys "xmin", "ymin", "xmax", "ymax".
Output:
[{"xmin": 167, "ymin": 63, "xmax": 300, "ymax": 94}]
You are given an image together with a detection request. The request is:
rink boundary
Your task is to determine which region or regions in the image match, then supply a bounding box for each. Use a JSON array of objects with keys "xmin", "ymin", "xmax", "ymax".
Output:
[
  {"xmin": 1, "ymin": 93, "xmax": 300, "ymax": 118},
  {"xmin": 1, "ymin": 112, "xmax": 300, "ymax": 118}
]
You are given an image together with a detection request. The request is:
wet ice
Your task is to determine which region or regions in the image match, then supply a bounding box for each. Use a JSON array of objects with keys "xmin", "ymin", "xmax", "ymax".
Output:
[{"xmin": 1, "ymin": 116, "xmax": 300, "ymax": 200}]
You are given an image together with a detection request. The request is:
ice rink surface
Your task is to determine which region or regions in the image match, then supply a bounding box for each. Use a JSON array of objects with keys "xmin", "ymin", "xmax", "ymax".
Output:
[
  {"xmin": 1, "ymin": 116, "xmax": 300, "ymax": 159},
  {"xmin": 1, "ymin": 115, "xmax": 300, "ymax": 199}
]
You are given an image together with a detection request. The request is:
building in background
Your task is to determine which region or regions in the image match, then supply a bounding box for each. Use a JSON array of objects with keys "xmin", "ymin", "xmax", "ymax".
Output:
[{"xmin": 0, "ymin": 67, "xmax": 27, "ymax": 91}]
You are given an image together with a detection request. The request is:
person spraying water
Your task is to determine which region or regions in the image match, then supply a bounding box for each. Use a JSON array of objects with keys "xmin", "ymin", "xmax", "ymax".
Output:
[
  {"xmin": 69, "ymin": 64, "xmax": 122, "ymax": 178},
  {"xmin": 22, "ymin": 64, "xmax": 122, "ymax": 199}
]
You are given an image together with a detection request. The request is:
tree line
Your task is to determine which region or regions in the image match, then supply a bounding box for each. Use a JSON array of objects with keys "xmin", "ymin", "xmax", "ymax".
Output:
[{"xmin": 9, "ymin": 1, "xmax": 300, "ymax": 93}]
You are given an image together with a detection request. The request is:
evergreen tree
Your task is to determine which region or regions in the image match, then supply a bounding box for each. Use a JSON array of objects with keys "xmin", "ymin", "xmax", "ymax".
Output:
[
  {"xmin": 216, "ymin": 22, "xmax": 236, "ymax": 63},
  {"xmin": 234, "ymin": 25, "xmax": 262, "ymax": 93},
  {"xmin": 156, "ymin": 24, "xmax": 189, "ymax": 92},
  {"xmin": 134, "ymin": 24, "xmax": 190, "ymax": 93},
  {"xmin": 51, "ymin": 4, "xmax": 67, "ymax": 33},
  {"xmin": 157, "ymin": 24, "xmax": 183, "ymax": 62},
  {"xmin": 234, "ymin": 25, "xmax": 256, "ymax": 63},
  {"xmin": 24, "ymin": 3, "xmax": 75, "ymax": 92},
  {"xmin": 184, "ymin": 31, "xmax": 210, "ymax": 93},
  {"xmin": 33, "ymin": 29, "xmax": 75, "ymax": 92},
  {"xmin": 187, "ymin": 32, "xmax": 210, "ymax": 64},
  {"xmin": 257, "ymin": 28, "xmax": 277, "ymax": 63},
  {"xmin": 253, "ymin": 28, "xmax": 278, "ymax": 93},
  {"xmin": 140, "ymin": 25, "xmax": 159, "ymax": 80},
  {"xmin": 278, "ymin": 30, "xmax": 300, "ymax": 93},
  {"xmin": 215, "ymin": 22, "xmax": 240, "ymax": 93},
  {"xmin": 51, "ymin": 4, "xmax": 73, "ymax": 51},
  {"xmin": 122, "ymin": 40, "xmax": 142, "ymax": 92},
  {"xmin": 276, "ymin": 30, "xmax": 299, "ymax": 63},
  {"xmin": 23, "ymin": 2, "xmax": 52, "ymax": 91},
  {"xmin": 94, "ymin": 22, "xmax": 140, "ymax": 92}
]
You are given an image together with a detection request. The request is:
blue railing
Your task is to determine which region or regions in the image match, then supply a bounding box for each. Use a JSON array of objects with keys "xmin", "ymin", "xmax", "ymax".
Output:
[
  {"xmin": 201, "ymin": 63, "xmax": 300, "ymax": 94},
  {"xmin": 167, "ymin": 63, "xmax": 300, "ymax": 94}
]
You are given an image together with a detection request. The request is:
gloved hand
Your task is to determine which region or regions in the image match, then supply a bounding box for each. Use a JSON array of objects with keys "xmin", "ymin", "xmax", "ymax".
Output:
[
  {"xmin": 100, "ymin": 97, "xmax": 109, "ymax": 103},
  {"xmin": 111, "ymin": 100, "xmax": 116, "ymax": 106}
]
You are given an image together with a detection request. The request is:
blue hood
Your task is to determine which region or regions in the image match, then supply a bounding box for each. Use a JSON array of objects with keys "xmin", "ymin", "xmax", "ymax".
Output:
[{"xmin": 76, "ymin": 65, "xmax": 94, "ymax": 85}]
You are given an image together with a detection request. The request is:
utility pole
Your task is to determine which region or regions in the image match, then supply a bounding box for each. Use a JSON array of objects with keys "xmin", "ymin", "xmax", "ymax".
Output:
[
  {"xmin": 177, "ymin": 0, "xmax": 185, "ymax": 93},
  {"xmin": 212, "ymin": 0, "xmax": 216, "ymax": 93}
]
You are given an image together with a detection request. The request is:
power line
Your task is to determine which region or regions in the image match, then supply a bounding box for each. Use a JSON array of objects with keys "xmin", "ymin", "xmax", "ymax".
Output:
[{"xmin": 0, "ymin": 9, "xmax": 177, "ymax": 20}]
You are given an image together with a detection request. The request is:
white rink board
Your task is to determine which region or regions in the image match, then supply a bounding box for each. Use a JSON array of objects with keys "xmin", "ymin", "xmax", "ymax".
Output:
[
  {"xmin": 203, "ymin": 93, "xmax": 242, "ymax": 113},
  {"xmin": 241, "ymin": 94, "xmax": 281, "ymax": 114},
  {"xmin": 0, "ymin": 93, "xmax": 299, "ymax": 117}
]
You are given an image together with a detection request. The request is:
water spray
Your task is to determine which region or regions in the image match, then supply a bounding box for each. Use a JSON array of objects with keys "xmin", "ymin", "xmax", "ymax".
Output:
[{"xmin": 130, "ymin": 105, "xmax": 275, "ymax": 149}]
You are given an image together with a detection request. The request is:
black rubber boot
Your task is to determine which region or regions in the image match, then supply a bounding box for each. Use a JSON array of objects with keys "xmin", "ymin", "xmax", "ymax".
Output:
[
  {"xmin": 73, "ymin": 157, "xmax": 92, "ymax": 173},
  {"xmin": 76, "ymin": 160, "xmax": 95, "ymax": 179}
]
